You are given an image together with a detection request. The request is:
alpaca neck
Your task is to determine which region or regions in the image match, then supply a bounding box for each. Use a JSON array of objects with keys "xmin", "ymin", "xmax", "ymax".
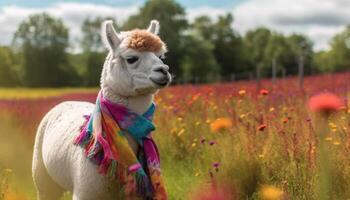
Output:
[
  {"xmin": 100, "ymin": 52, "xmax": 154, "ymax": 115},
  {"xmin": 102, "ymin": 87, "xmax": 154, "ymax": 115}
]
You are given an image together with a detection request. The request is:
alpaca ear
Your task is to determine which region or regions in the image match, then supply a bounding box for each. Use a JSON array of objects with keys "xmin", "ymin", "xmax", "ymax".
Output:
[
  {"xmin": 101, "ymin": 20, "xmax": 121, "ymax": 51},
  {"xmin": 147, "ymin": 20, "xmax": 160, "ymax": 35}
]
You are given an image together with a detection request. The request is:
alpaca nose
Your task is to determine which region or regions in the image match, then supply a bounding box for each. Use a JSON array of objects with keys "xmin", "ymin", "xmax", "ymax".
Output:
[
  {"xmin": 153, "ymin": 65, "xmax": 169, "ymax": 76},
  {"xmin": 150, "ymin": 65, "xmax": 170, "ymax": 86}
]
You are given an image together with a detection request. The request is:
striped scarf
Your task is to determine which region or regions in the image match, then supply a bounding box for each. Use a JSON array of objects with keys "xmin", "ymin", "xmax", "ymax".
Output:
[{"xmin": 74, "ymin": 91, "xmax": 167, "ymax": 199}]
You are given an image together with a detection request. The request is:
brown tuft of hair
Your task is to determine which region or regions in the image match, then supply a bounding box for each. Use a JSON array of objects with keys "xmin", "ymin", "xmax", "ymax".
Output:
[{"xmin": 127, "ymin": 29, "xmax": 165, "ymax": 53}]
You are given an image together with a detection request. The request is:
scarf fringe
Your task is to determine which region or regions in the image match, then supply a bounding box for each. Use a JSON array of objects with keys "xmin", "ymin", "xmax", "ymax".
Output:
[
  {"xmin": 135, "ymin": 168, "xmax": 154, "ymax": 198},
  {"xmin": 75, "ymin": 115, "xmax": 91, "ymax": 145},
  {"xmin": 75, "ymin": 126, "xmax": 155, "ymax": 198},
  {"xmin": 74, "ymin": 128, "xmax": 90, "ymax": 146}
]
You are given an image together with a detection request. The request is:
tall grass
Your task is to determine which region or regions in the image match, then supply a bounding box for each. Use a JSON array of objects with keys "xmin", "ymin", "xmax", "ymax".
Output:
[
  {"xmin": 0, "ymin": 73, "xmax": 349, "ymax": 199},
  {"xmin": 0, "ymin": 114, "xmax": 35, "ymax": 199}
]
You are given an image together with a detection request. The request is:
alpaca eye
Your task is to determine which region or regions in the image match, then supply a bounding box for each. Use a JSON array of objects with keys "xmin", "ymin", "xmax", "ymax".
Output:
[{"xmin": 126, "ymin": 57, "xmax": 139, "ymax": 64}]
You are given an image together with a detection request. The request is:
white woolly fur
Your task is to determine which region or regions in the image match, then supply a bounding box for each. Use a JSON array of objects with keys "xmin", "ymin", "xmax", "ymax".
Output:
[{"xmin": 32, "ymin": 19, "xmax": 171, "ymax": 200}]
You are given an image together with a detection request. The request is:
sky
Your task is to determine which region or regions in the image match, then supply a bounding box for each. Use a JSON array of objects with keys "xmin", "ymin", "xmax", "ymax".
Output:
[{"xmin": 0, "ymin": 0, "xmax": 349, "ymax": 51}]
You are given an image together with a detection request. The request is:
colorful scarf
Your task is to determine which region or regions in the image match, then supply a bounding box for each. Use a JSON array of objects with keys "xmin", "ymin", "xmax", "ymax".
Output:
[{"xmin": 74, "ymin": 91, "xmax": 167, "ymax": 200}]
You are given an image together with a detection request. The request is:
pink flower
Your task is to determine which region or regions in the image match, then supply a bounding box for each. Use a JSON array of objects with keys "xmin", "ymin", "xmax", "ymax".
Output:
[{"xmin": 308, "ymin": 92, "xmax": 344, "ymax": 113}]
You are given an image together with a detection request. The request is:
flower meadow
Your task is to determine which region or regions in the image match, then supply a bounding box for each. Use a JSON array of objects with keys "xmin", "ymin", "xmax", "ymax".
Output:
[{"xmin": 0, "ymin": 72, "xmax": 349, "ymax": 200}]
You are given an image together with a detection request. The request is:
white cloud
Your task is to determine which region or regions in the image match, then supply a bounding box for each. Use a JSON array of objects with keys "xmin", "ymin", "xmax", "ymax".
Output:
[
  {"xmin": 232, "ymin": 0, "xmax": 350, "ymax": 50},
  {"xmin": 0, "ymin": 1, "xmax": 349, "ymax": 51},
  {"xmin": 0, "ymin": 6, "xmax": 35, "ymax": 45},
  {"xmin": 0, "ymin": 3, "xmax": 138, "ymax": 50}
]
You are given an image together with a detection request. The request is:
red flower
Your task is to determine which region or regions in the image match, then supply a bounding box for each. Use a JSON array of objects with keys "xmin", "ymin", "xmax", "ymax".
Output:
[
  {"xmin": 260, "ymin": 89, "xmax": 269, "ymax": 95},
  {"xmin": 308, "ymin": 92, "xmax": 344, "ymax": 113},
  {"xmin": 257, "ymin": 124, "xmax": 267, "ymax": 131}
]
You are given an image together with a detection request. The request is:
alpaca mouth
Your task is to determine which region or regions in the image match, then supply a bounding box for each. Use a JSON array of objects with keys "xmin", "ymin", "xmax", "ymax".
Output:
[{"xmin": 150, "ymin": 76, "xmax": 169, "ymax": 87}]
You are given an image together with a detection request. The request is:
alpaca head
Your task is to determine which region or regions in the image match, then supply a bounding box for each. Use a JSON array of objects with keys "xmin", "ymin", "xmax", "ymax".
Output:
[{"xmin": 100, "ymin": 20, "xmax": 171, "ymax": 97}]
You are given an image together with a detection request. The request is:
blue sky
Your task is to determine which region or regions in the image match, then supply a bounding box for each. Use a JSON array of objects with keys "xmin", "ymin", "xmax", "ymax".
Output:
[{"xmin": 0, "ymin": 0, "xmax": 243, "ymax": 8}]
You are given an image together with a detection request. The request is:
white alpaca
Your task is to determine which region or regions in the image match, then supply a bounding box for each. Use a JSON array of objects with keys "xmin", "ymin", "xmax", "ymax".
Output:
[{"xmin": 32, "ymin": 20, "xmax": 171, "ymax": 200}]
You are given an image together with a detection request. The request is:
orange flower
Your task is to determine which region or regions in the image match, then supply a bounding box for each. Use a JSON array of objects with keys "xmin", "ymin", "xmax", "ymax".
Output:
[
  {"xmin": 210, "ymin": 118, "xmax": 232, "ymax": 133},
  {"xmin": 257, "ymin": 124, "xmax": 267, "ymax": 131},
  {"xmin": 282, "ymin": 118, "xmax": 289, "ymax": 124},
  {"xmin": 308, "ymin": 92, "xmax": 344, "ymax": 113},
  {"xmin": 260, "ymin": 185, "xmax": 284, "ymax": 200},
  {"xmin": 238, "ymin": 89, "xmax": 246, "ymax": 96},
  {"xmin": 260, "ymin": 89, "xmax": 269, "ymax": 95}
]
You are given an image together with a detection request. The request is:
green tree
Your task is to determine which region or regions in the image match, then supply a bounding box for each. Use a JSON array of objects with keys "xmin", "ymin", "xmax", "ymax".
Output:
[
  {"xmin": 80, "ymin": 17, "xmax": 111, "ymax": 86},
  {"xmin": 328, "ymin": 25, "xmax": 350, "ymax": 71},
  {"xmin": 244, "ymin": 29, "xmax": 313, "ymax": 77},
  {"xmin": 313, "ymin": 51, "xmax": 334, "ymax": 72},
  {"xmin": 286, "ymin": 34, "xmax": 313, "ymax": 75},
  {"xmin": 123, "ymin": 0, "xmax": 188, "ymax": 78},
  {"xmin": 212, "ymin": 14, "xmax": 244, "ymax": 77},
  {"xmin": 244, "ymin": 27, "xmax": 272, "ymax": 77},
  {"xmin": 13, "ymin": 13, "xmax": 77, "ymax": 87},
  {"xmin": 192, "ymin": 14, "xmax": 245, "ymax": 79},
  {"xmin": 0, "ymin": 47, "xmax": 18, "ymax": 86},
  {"xmin": 180, "ymin": 31, "xmax": 219, "ymax": 83},
  {"xmin": 264, "ymin": 33, "xmax": 289, "ymax": 76}
]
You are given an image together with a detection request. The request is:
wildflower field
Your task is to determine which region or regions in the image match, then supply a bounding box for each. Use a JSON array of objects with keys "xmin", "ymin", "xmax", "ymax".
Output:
[{"xmin": 0, "ymin": 72, "xmax": 349, "ymax": 200}]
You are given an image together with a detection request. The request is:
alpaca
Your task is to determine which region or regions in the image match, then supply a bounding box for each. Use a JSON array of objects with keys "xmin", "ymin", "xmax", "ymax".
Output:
[{"xmin": 32, "ymin": 20, "xmax": 171, "ymax": 200}]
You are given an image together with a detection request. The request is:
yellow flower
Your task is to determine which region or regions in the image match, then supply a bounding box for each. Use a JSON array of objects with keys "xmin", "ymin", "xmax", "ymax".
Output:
[
  {"xmin": 333, "ymin": 141, "xmax": 341, "ymax": 145},
  {"xmin": 170, "ymin": 127, "xmax": 177, "ymax": 134},
  {"xmin": 239, "ymin": 114, "xmax": 246, "ymax": 119},
  {"xmin": 238, "ymin": 89, "xmax": 246, "ymax": 96},
  {"xmin": 258, "ymin": 154, "xmax": 265, "ymax": 158},
  {"xmin": 191, "ymin": 143, "xmax": 197, "ymax": 148},
  {"xmin": 325, "ymin": 137, "xmax": 333, "ymax": 141},
  {"xmin": 269, "ymin": 107, "xmax": 275, "ymax": 112},
  {"xmin": 260, "ymin": 185, "xmax": 284, "ymax": 200},
  {"xmin": 328, "ymin": 122, "xmax": 337, "ymax": 129},
  {"xmin": 177, "ymin": 128, "xmax": 185, "ymax": 136},
  {"xmin": 210, "ymin": 117, "xmax": 232, "ymax": 133},
  {"xmin": 195, "ymin": 121, "xmax": 201, "ymax": 126}
]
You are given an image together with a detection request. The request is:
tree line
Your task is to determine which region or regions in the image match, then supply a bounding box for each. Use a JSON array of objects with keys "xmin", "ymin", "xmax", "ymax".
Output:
[{"xmin": 0, "ymin": 0, "xmax": 349, "ymax": 87}]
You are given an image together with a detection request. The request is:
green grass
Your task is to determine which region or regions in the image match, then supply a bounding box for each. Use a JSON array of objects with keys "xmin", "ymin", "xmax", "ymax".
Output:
[{"xmin": 0, "ymin": 85, "xmax": 349, "ymax": 199}]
